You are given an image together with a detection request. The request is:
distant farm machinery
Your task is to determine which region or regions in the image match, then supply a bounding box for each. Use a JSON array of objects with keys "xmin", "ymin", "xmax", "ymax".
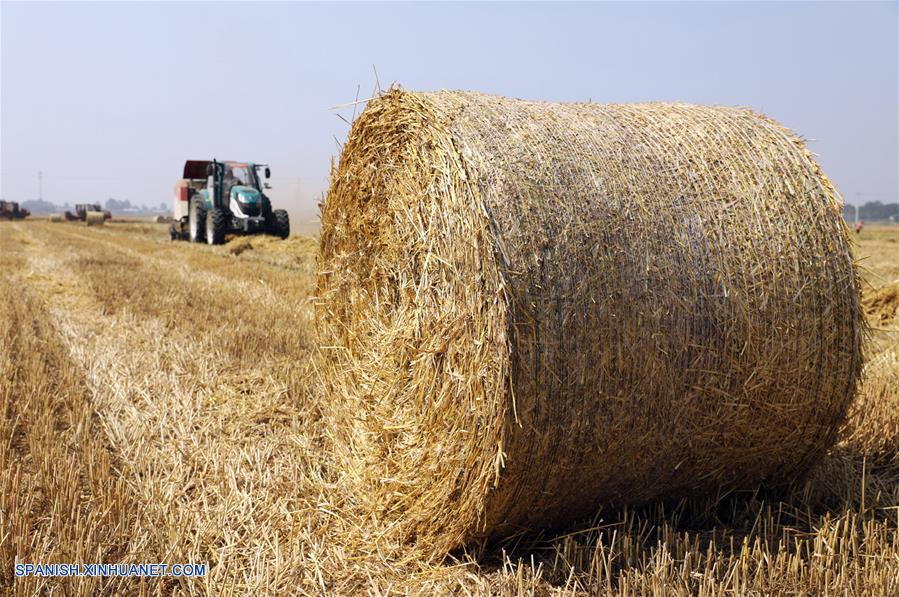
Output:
[
  {"xmin": 66, "ymin": 203, "xmax": 111, "ymax": 222},
  {"xmin": 0, "ymin": 200, "xmax": 30, "ymax": 220}
]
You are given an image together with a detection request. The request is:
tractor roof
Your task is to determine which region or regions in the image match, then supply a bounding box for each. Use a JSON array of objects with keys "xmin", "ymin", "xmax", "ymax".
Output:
[{"xmin": 183, "ymin": 160, "xmax": 256, "ymax": 180}]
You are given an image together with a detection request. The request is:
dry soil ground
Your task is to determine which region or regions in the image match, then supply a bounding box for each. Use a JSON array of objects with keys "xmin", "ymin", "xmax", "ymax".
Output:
[{"xmin": 1, "ymin": 220, "xmax": 897, "ymax": 595}]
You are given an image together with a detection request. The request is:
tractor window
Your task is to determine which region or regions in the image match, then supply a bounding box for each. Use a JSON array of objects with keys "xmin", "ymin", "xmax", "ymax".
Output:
[{"xmin": 226, "ymin": 165, "xmax": 252, "ymax": 187}]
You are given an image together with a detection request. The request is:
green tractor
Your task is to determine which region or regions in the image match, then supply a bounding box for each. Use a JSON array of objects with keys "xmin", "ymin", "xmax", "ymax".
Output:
[{"xmin": 170, "ymin": 159, "xmax": 289, "ymax": 244}]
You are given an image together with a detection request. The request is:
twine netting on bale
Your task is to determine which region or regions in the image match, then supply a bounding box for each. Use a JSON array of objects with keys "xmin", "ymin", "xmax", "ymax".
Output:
[
  {"xmin": 317, "ymin": 89, "xmax": 864, "ymax": 556},
  {"xmin": 85, "ymin": 211, "xmax": 105, "ymax": 226}
]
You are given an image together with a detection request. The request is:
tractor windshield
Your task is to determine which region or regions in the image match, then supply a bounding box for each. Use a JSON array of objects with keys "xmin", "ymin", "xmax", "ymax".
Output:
[{"xmin": 223, "ymin": 164, "xmax": 257, "ymax": 189}]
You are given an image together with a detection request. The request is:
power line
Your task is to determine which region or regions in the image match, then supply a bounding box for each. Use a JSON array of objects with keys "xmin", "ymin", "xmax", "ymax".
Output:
[
  {"xmin": 2, "ymin": 171, "xmax": 301, "ymax": 184},
  {"xmin": 2, "ymin": 172, "xmax": 171, "ymax": 183}
]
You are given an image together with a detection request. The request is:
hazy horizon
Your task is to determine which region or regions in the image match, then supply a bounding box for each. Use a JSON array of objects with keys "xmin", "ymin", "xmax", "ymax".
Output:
[{"xmin": 2, "ymin": 1, "xmax": 897, "ymax": 224}]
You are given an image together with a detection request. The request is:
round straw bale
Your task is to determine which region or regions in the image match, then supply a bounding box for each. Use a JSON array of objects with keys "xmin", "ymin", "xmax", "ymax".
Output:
[
  {"xmin": 85, "ymin": 211, "xmax": 105, "ymax": 226},
  {"xmin": 318, "ymin": 90, "xmax": 863, "ymax": 554},
  {"xmin": 48, "ymin": 214, "xmax": 64, "ymax": 223}
]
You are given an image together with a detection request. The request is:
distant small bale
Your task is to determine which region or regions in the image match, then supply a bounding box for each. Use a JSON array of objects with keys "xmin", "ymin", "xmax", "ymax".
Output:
[
  {"xmin": 153, "ymin": 215, "xmax": 172, "ymax": 224},
  {"xmin": 318, "ymin": 89, "xmax": 864, "ymax": 555},
  {"xmin": 85, "ymin": 211, "xmax": 106, "ymax": 226},
  {"xmin": 48, "ymin": 214, "xmax": 64, "ymax": 223}
]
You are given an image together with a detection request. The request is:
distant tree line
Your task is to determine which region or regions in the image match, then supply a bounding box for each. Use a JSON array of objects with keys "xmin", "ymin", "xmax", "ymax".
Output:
[
  {"xmin": 842, "ymin": 200, "xmax": 898, "ymax": 222},
  {"xmin": 18, "ymin": 197, "xmax": 168, "ymax": 215},
  {"xmin": 19, "ymin": 199, "xmax": 59, "ymax": 213},
  {"xmin": 104, "ymin": 198, "xmax": 168, "ymax": 214}
]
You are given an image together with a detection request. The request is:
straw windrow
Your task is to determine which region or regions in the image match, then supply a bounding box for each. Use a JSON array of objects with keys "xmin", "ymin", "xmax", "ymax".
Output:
[{"xmin": 318, "ymin": 89, "xmax": 864, "ymax": 556}]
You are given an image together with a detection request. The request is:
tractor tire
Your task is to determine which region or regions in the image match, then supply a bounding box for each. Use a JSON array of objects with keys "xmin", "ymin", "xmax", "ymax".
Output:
[
  {"xmin": 270, "ymin": 209, "xmax": 290, "ymax": 239},
  {"xmin": 206, "ymin": 208, "xmax": 227, "ymax": 245},
  {"xmin": 189, "ymin": 197, "xmax": 207, "ymax": 243},
  {"xmin": 260, "ymin": 194, "xmax": 273, "ymax": 221}
]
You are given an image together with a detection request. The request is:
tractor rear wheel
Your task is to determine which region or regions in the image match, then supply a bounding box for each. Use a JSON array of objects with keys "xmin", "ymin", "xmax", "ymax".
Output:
[
  {"xmin": 270, "ymin": 209, "xmax": 290, "ymax": 239},
  {"xmin": 206, "ymin": 208, "xmax": 227, "ymax": 245},
  {"xmin": 189, "ymin": 197, "xmax": 206, "ymax": 243}
]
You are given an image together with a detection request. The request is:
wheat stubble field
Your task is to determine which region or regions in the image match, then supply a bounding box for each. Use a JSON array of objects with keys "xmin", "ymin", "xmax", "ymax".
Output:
[{"xmin": 1, "ymin": 219, "xmax": 897, "ymax": 595}]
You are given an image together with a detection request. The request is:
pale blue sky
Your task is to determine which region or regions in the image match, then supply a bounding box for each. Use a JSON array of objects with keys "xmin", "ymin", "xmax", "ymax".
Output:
[{"xmin": 2, "ymin": 1, "xmax": 897, "ymax": 222}]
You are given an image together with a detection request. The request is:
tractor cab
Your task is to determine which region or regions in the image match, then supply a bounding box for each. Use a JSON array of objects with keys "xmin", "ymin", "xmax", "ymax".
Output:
[{"xmin": 216, "ymin": 162, "xmax": 267, "ymax": 219}]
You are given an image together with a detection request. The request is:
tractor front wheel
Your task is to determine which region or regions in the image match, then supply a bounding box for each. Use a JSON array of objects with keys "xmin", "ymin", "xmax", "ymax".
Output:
[
  {"xmin": 189, "ymin": 197, "xmax": 207, "ymax": 243},
  {"xmin": 206, "ymin": 208, "xmax": 227, "ymax": 245},
  {"xmin": 260, "ymin": 194, "xmax": 273, "ymax": 221},
  {"xmin": 270, "ymin": 209, "xmax": 290, "ymax": 239}
]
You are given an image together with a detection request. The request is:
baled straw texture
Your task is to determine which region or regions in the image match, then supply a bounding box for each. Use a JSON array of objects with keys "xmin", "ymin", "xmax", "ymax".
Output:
[
  {"xmin": 85, "ymin": 211, "xmax": 105, "ymax": 226},
  {"xmin": 318, "ymin": 90, "xmax": 863, "ymax": 555},
  {"xmin": 48, "ymin": 214, "xmax": 64, "ymax": 223}
]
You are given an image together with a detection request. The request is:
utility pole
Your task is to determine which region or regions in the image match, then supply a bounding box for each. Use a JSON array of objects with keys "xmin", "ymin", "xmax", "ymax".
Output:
[{"xmin": 38, "ymin": 170, "xmax": 43, "ymax": 201}]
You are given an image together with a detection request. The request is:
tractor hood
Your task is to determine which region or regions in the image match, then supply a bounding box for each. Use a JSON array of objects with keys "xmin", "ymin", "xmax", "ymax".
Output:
[{"xmin": 231, "ymin": 185, "xmax": 261, "ymax": 204}]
